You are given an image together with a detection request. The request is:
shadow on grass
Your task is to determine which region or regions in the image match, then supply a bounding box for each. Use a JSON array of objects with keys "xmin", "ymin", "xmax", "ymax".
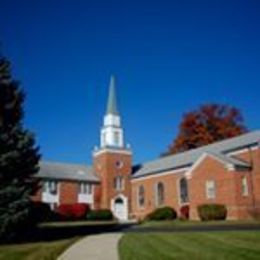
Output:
[{"xmin": 11, "ymin": 222, "xmax": 133, "ymax": 244}]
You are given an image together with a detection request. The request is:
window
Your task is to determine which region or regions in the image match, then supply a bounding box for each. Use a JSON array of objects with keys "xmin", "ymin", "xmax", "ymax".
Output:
[
  {"xmin": 242, "ymin": 177, "xmax": 249, "ymax": 196},
  {"xmin": 206, "ymin": 180, "xmax": 216, "ymax": 199},
  {"xmin": 138, "ymin": 185, "xmax": 145, "ymax": 208},
  {"xmin": 116, "ymin": 160, "xmax": 124, "ymax": 169},
  {"xmin": 114, "ymin": 176, "xmax": 124, "ymax": 191},
  {"xmin": 156, "ymin": 182, "xmax": 165, "ymax": 206},
  {"xmin": 79, "ymin": 182, "xmax": 92, "ymax": 195},
  {"xmin": 179, "ymin": 178, "xmax": 189, "ymax": 204},
  {"xmin": 43, "ymin": 180, "xmax": 58, "ymax": 195}
]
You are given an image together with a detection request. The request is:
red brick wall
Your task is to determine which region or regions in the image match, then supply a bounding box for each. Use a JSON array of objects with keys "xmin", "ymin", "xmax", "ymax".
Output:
[
  {"xmin": 233, "ymin": 147, "xmax": 260, "ymax": 218},
  {"xmin": 189, "ymin": 155, "xmax": 254, "ymax": 220},
  {"xmin": 59, "ymin": 181, "xmax": 79, "ymax": 205},
  {"xmin": 131, "ymin": 147, "xmax": 260, "ymax": 221},
  {"xmin": 93, "ymin": 151, "xmax": 132, "ymax": 212},
  {"xmin": 131, "ymin": 171, "xmax": 186, "ymax": 220}
]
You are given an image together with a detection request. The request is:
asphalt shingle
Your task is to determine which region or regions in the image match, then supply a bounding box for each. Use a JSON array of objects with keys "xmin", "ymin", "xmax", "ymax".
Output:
[{"xmin": 133, "ymin": 131, "xmax": 260, "ymax": 178}]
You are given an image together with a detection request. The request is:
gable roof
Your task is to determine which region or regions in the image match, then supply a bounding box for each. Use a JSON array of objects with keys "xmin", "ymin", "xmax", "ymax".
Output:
[
  {"xmin": 132, "ymin": 131, "xmax": 260, "ymax": 179},
  {"xmin": 208, "ymin": 152, "xmax": 251, "ymax": 168},
  {"xmin": 185, "ymin": 151, "xmax": 251, "ymax": 177},
  {"xmin": 37, "ymin": 161, "xmax": 100, "ymax": 182}
]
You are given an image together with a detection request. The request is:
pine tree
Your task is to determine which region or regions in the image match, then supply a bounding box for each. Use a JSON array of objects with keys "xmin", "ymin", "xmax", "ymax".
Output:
[{"xmin": 0, "ymin": 56, "xmax": 40, "ymax": 241}]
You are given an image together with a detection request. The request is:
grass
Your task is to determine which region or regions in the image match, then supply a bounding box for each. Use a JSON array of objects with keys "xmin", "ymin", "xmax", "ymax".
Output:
[
  {"xmin": 0, "ymin": 237, "xmax": 78, "ymax": 260},
  {"xmin": 142, "ymin": 219, "xmax": 260, "ymax": 227},
  {"xmin": 119, "ymin": 231, "xmax": 260, "ymax": 260},
  {"xmin": 0, "ymin": 220, "xmax": 118, "ymax": 260}
]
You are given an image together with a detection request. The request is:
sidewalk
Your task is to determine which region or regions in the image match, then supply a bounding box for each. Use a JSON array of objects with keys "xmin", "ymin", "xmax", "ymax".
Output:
[{"xmin": 58, "ymin": 233, "xmax": 122, "ymax": 260}]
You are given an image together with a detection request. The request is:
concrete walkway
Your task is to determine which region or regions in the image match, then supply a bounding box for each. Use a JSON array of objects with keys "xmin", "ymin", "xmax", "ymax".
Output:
[{"xmin": 58, "ymin": 233, "xmax": 122, "ymax": 260}]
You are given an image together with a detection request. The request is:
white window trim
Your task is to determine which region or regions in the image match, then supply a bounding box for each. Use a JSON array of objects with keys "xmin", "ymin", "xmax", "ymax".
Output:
[
  {"xmin": 114, "ymin": 176, "xmax": 124, "ymax": 191},
  {"xmin": 155, "ymin": 182, "xmax": 165, "ymax": 207},
  {"xmin": 206, "ymin": 180, "xmax": 216, "ymax": 199},
  {"xmin": 44, "ymin": 180, "xmax": 58, "ymax": 195},
  {"xmin": 178, "ymin": 177, "xmax": 189, "ymax": 205},
  {"xmin": 242, "ymin": 176, "xmax": 249, "ymax": 196},
  {"xmin": 79, "ymin": 182, "xmax": 92, "ymax": 195},
  {"xmin": 137, "ymin": 185, "xmax": 145, "ymax": 209},
  {"xmin": 42, "ymin": 180, "xmax": 60, "ymax": 209}
]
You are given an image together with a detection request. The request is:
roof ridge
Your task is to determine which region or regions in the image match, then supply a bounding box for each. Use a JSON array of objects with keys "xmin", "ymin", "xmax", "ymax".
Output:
[
  {"xmin": 140, "ymin": 130, "xmax": 260, "ymax": 166},
  {"xmin": 40, "ymin": 160, "xmax": 92, "ymax": 168}
]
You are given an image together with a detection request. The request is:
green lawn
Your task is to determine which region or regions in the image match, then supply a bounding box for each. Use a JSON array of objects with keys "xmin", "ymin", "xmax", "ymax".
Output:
[
  {"xmin": 142, "ymin": 219, "xmax": 260, "ymax": 227},
  {"xmin": 119, "ymin": 232, "xmax": 260, "ymax": 260},
  {"xmin": 0, "ymin": 237, "xmax": 78, "ymax": 260}
]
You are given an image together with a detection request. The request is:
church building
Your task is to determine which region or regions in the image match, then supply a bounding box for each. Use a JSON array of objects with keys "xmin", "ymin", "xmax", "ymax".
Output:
[{"xmin": 34, "ymin": 77, "xmax": 260, "ymax": 221}]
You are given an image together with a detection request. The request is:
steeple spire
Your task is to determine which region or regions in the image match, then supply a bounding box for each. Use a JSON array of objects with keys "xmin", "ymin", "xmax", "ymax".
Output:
[{"xmin": 106, "ymin": 75, "xmax": 119, "ymax": 115}]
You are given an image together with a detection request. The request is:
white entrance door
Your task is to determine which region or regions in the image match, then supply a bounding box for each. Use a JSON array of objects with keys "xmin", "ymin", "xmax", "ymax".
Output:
[{"xmin": 112, "ymin": 197, "xmax": 127, "ymax": 221}]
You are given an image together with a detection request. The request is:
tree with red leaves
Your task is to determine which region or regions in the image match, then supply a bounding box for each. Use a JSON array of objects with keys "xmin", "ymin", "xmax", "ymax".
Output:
[{"xmin": 164, "ymin": 104, "xmax": 247, "ymax": 155}]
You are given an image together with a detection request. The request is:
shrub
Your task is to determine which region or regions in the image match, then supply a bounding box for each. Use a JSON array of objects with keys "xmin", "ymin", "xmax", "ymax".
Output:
[
  {"xmin": 29, "ymin": 201, "xmax": 52, "ymax": 223},
  {"xmin": 86, "ymin": 209, "xmax": 114, "ymax": 221},
  {"xmin": 57, "ymin": 203, "xmax": 90, "ymax": 220},
  {"xmin": 180, "ymin": 205, "xmax": 190, "ymax": 220},
  {"xmin": 198, "ymin": 204, "xmax": 227, "ymax": 221},
  {"xmin": 146, "ymin": 207, "xmax": 177, "ymax": 221}
]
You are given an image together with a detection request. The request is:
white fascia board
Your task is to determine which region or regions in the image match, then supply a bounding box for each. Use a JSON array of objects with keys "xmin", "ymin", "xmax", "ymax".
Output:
[
  {"xmin": 131, "ymin": 167, "xmax": 190, "ymax": 182},
  {"xmin": 185, "ymin": 152, "xmax": 234, "ymax": 178}
]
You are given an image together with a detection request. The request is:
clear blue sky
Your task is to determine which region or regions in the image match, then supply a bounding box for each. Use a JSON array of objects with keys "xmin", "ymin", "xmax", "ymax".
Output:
[{"xmin": 1, "ymin": 0, "xmax": 260, "ymax": 165}]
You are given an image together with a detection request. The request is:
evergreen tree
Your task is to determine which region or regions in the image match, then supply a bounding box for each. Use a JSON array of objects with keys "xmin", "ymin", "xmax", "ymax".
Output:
[{"xmin": 0, "ymin": 56, "xmax": 40, "ymax": 241}]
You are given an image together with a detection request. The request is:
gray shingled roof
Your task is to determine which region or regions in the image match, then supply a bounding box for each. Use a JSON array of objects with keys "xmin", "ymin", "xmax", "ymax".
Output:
[
  {"xmin": 133, "ymin": 131, "xmax": 260, "ymax": 178},
  {"xmin": 37, "ymin": 161, "xmax": 100, "ymax": 182},
  {"xmin": 208, "ymin": 152, "xmax": 251, "ymax": 168}
]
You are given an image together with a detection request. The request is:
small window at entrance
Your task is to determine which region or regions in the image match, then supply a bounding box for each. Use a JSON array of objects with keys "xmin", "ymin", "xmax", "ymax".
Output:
[
  {"xmin": 113, "ymin": 176, "xmax": 124, "ymax": 191},
  {"xmin": 115, "ymin": 197, "xmax": 123, "ymax": 204}
]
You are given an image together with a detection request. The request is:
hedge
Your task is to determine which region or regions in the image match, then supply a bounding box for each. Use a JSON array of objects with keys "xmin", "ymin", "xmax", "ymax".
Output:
[
  {"xmin": 146, "ymin": 207, "xmax": 177, "ymax": 221},
  {"xmin": 197, "ymin": 204, "xmax": 227, "ymax": 221},
  {"xmin": 29, "ymin": 201, "xmax": 52, "ymax": 223},
  {"xmin": 86, "ymin": 209, "xmax": 114, "ymax": 221},
  {"xmin": 57, "ymin": 203, "xmax": 90, "ymax": 220}
]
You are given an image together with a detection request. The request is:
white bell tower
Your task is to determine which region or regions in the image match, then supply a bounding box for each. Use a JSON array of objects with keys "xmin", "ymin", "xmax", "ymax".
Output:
[{"xmin": 100, "ymin": 76, "xmax": 124, "ymax": 148}]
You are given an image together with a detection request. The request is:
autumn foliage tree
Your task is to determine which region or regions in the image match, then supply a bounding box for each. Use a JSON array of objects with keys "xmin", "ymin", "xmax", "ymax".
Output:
[{"xmin": 165, "ymin": 104, "xmax": 247, "ymax": 155}]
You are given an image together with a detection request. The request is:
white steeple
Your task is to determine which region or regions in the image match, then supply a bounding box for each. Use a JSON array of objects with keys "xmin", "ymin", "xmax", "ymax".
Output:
[{"xmin": 100, "ymin": 76, "xmax": 124, "ymax": 148}]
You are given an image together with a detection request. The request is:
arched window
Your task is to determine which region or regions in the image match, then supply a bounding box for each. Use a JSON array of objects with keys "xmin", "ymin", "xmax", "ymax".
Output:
[
  {"xmin": 138, "ymin": 185, "xmax": 145, "ymax": 208},
  {"xmin": 156, "ymin": 182, "xmax": 165, "ymax": 206},
  {"xmin": 180, "ymin": 177, "xmax": 189, "ymax": 203}
]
